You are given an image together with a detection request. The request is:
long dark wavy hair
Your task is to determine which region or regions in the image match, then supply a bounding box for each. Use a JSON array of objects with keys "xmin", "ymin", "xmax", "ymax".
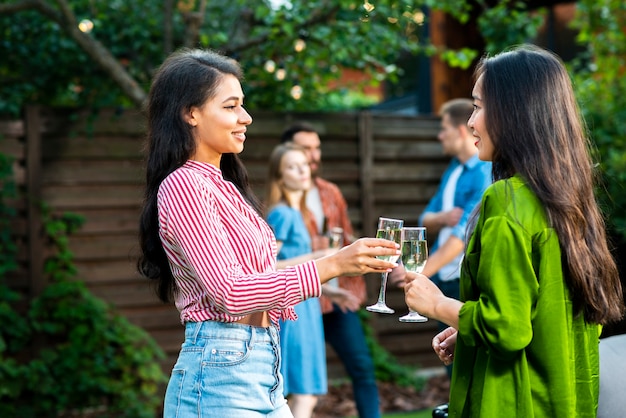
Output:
[
  {"xmin": 137, "ymin": 48, "xmax": 262, "ymax": 303},
  {"xmin": 472, "ymin": 45, "xmax": 624, "ymax": 324}
]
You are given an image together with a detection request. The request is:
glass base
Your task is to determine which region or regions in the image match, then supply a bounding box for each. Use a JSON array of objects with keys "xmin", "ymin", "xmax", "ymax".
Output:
[
  {"xmin": 366, "ymin": 302, "xmax": 395, "ymax": 314},
  {"xmin": 399, "ymin": 311, "xmax": 428, "ymax": 322}
]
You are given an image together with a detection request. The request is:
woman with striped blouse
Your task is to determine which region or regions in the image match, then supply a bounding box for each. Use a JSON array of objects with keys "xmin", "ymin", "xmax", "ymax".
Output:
[{"xmin": 137, "ymin": 48, "xmax": 399, "ymax": 418}]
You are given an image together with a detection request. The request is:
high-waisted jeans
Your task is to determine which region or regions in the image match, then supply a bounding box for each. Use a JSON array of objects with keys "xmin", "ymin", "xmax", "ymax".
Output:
[{"xmin": 163, "ymin": 321, "xmax": 292, "ymax": 418}]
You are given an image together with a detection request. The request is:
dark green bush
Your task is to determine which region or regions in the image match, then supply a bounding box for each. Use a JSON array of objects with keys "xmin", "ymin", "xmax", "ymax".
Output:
[{"xmin": 0, "ymin": 160, "xmax": 167, "ymax": 417}]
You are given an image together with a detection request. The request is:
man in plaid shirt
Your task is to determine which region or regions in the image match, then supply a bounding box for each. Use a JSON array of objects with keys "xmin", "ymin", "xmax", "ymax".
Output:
[{"xmin": 281, "ymin": 122, "xmax": 381, "ymax": 418}]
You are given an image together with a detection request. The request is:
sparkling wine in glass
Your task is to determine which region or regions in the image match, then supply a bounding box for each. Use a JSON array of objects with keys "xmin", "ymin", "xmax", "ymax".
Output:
[
  {"xmin": 366, "ymin": 217, "xmax": 403, "ymax": 314},
  {"xmin": 399, "ymin": 227, "xmax": 429, "ymax": 322}
]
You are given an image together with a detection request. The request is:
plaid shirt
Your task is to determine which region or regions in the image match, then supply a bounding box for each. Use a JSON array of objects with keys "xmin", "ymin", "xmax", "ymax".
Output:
[{"xmin": 312, "ymin": 177, "xmax": 367, "ymax": 313}]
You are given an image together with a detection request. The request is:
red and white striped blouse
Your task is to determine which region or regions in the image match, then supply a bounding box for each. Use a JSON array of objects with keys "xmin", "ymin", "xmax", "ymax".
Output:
[{"xmin": 157, "ymin": 160, "xmax": 321, "ymax": 325}]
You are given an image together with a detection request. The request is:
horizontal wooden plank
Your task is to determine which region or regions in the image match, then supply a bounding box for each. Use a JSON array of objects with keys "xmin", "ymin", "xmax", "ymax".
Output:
[
  {"xmin": 67, "ymin": 233, "xmax": 138, "ymax": 260},
  {"xmin": 373, "ymin": 141, "xmax": 443, "ymax": 160},
  {"xmin": 119, "ymin": 304, "xmax": 181, "ymax": 330},
  {"xmin": 0, "ymin": 136, "xmax": 25, "ymax": 158},
  {"xmin": 247, "ymin": 111, "xmax": 360, "ymax": 138},
  {"xmin": 88, "ymin": 280, "xmax": 161, "ymax": 308},
  {"xmin": 372, "ymin": 162, "xmax": 447, "ymax": 181},
  {"xmin": 43, "ymin": 160, "xmax": 143, "ymax": 184},
  {"xmin": 67, "ymin": 207, "xmax": 142, "ymax": 235},
  {"xmin": 371, "ymin": 115, "xmax": 440, "ymax": 137},
  {"xmin": 41, "ymin": 107, "xmax": 146, "ymax": 136},
  {"xmin": 0, "ymin": 120, "xmax": 25, "ymax": 137},
  {"xmin": 372, "ymin": 183, "xmax": 439, "ymax": 204},
  {"xmin": 76, "ymin": 259, "xmax": 141, "ymax": 283},
  {"xmin": 43, "ymin": 184, "xmax": 144, "ymax": 208},
  {"xmin": 43, "ymin": 136, "xmax": 143, "ymax": 159}
]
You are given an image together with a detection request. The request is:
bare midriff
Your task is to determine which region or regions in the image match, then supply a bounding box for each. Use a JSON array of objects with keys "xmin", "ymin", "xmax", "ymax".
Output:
[{"xmin": 235, "ymin": 311, "xmax": 271, "ymax": 327}]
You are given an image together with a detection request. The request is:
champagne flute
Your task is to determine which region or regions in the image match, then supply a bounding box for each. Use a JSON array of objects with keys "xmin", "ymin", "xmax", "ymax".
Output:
[
  {"xmin": 327, "ymin": 227, "xmax": 344, "ymax": 288},
  {"xmin": 366, "ymin": 217, "xmax": 403, "ymax": 314},
  {"xmin": 399, "ymin": 227, "xmax": 429, "ymax": 322}
]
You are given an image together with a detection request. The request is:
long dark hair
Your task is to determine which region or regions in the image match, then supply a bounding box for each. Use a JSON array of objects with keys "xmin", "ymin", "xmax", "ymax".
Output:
[
  {"xmin": 474, "ymin": 45, "xmax": 624, "ymax": 324},
  {"xmin": 137, "ymin": 48, "xmax": 261, "ymax": 303}
]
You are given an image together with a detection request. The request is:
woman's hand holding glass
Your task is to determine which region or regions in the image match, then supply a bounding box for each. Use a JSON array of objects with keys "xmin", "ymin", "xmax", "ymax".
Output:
[
  {"xmin": 314, "ymin": 236, "xmax": 400, "ymax": 284},
  {"xmin": 398, "ymin": 227, "xmax": 429, "ymax": 322},
  {"xmin": 403, "ymin": 269, "xmax": 445, "ymax": 319},
  {"xmin": 366, "ymin": 217, "xmax": 404, "ymax": 314}
]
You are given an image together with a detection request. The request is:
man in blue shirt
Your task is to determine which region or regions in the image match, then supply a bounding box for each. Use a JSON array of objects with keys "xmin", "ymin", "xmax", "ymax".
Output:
[{"xmin": 419, "ymin": 98, "xmax": 492, "ymax": 303}]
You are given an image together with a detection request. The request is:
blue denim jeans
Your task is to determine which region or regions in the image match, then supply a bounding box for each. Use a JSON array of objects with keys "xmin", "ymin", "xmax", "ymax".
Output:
[
  {"xmin": 163, "ymin": 321, "xmax": 292, "ymax": 418},
  {"xmin": 323, "ymin": 307, "xmax": 381, "ymax": 418}
]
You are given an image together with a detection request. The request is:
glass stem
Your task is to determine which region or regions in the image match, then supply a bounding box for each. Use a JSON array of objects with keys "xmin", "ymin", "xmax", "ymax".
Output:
[{"xmin": 377, "ymin": 272, "xmax": 389, "ymax": 304}]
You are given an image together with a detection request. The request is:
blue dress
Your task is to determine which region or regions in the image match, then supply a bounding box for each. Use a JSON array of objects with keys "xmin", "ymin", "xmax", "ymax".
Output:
[{"xmin": 267, "ymin": 204, "xmax": 327, "ymax": 396}]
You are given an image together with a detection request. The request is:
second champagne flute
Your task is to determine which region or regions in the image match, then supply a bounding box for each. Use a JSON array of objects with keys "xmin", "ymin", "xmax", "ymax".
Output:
[
  {"xmin": 399, "ymin": 227, "xmax": 429, "ymax": 322},
  {"xmin": 366, "ymin": 217, "xmax": 403, "ymax": 314}
]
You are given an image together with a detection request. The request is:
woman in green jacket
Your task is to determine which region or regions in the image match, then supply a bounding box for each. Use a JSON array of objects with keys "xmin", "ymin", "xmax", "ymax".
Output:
[{"xmin": 404, "ymin": 45, "xmax": 625, "ymax": 417}]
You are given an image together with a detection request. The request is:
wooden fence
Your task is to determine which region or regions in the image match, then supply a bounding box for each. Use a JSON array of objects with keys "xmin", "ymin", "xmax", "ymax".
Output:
[{"xmin": 0, "ymin": 106, "xmax": 449, "ymax": 378}]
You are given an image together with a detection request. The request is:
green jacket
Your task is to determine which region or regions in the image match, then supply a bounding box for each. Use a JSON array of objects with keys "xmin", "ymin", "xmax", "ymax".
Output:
[{"xmin": 450, "ymin": 175, "xmax": 601, "ymax": 417}]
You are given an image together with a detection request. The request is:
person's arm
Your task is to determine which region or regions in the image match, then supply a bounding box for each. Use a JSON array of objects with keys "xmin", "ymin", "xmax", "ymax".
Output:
[
  {"xmin": 418, "ymin": 165, "xmax": 453, "ymax": 234},
  {"xmin": 275, "ymin": 247, "xmax": 335, "ymax": 269},
  {"xmin": 160, "ymin": 171, "xmax": 322, "ymax": 315},
  {"xmin": 404, "ymin": 271, "xmax": 463, "ymax": 329},
  {"xmin": 421, "ymin": 235, "xmax": 464, "ymax": 277},
  {"xmin": 320, "ymin": 285, "xmax": 361, "ymax": 312},
  {"xmin": 267, "ymin": 206, "xmax": 340, "ymax": 270},
  {"xmin": 389, "ymin": 235, "xmax": 465, "ymax": 287},
  {"xmin": 315, "ymin": 238, "xmax": 400, "ymax": 283},
  {"xmin": 456, "ymin": 216, "xmax": 537, "ymax": 358},
  {"xmin": 421, "ymin": 208, "xmax": 463, "ymax": 235},
  {"xmin": 423, "ymin": 164, "xmax": 491, "ymax": 277},
  {"xmin": 163, "ymin": 172, "xmax": 400, "ymax": 316}
]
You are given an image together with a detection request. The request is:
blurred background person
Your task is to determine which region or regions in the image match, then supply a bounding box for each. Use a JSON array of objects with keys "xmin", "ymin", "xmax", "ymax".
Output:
[
  {"xmin": 418, "ymin": 98, "xmax": 492, "ymax": 305},
  {"xmin": 265, "ymin": 143, "xmax": 330, "ymax": 418},
  {"xmin": 281, "ymin": 123, "xmax": 381, "ymax": 418}
]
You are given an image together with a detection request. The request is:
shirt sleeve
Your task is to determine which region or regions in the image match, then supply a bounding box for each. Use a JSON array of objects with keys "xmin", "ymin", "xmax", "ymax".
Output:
[
  {"xmin": 450, "ymin": 164, "xmax": 491, "ymax": 240},
  {"xmin": 458, "ymin": 214, "xmax": 539, "ymax": 360},
  {"xmin": 158, "ymin": 171, "xmax": 321, "ymax": 317},
  {"xmin": 419, "ymin": 167, "xmax": 449, "ymax": 225}
]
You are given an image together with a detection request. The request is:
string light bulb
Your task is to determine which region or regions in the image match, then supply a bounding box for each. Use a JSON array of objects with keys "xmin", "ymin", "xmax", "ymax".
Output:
[
  {"xmin": 78, "ymin": 19, "xmax": 94, "ymax": 33},
  {"xmin": 294, "ymin": 39, "xmax": 306, "ymax": 52},
  {"xmin": 264, "ymin": 60, "xmax": 276, "ymax": 73},
  {"xmin": 290, "ymin": 85, "xmax": 303, "ymax": 100},
  {"xmin": 275, "ymin": 68, "xmax": 287, "ymax": 81}
]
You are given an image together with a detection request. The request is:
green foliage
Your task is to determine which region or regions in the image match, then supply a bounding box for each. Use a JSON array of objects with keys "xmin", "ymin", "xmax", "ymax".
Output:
[
  {"xmin": 0, "ymin": 0, "xmax": 181, "ymax": 115},
  {"xmin": 0, "ymin": 192, "xmax": 167, "ymax": 416},
  {"xmin": 439, "ymin": 47, "xmax": 479, "ymax": 69},
  {"xmin": 0, "ymin": 0, "xmax": 490, "ymax": 115},
  {"xmin": 359, "ymin": 309, "xmax": 425, "ymax": 391},
  {"xmin": 0, "ymin": 144, "xmax": 17, "ymax": 277},
  {"xmin": 14, "ymin": 280, "xmax": 167, "ymax": 418},
  {"xmin": 569, "ymin": 0, "xmax": 626, "ymax": 240},
  {"xmin": 477, "ymin": 0, "xmax": 545, "ymax": 55}
]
